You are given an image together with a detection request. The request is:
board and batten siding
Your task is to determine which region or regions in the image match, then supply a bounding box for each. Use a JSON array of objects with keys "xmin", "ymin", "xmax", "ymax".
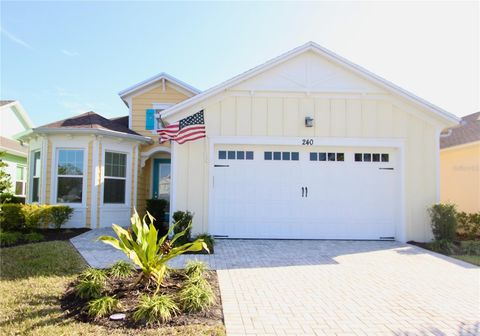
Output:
[{"xmin": 174, "ymin": 94, "xmax": 441, "ymax": 241}]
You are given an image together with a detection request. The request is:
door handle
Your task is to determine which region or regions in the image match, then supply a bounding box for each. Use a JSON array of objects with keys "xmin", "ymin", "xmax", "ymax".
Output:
[
  {"xmin": 305, "ymin": 186, "xmax": 308, "ymax": 198},
  {"xmin": 301, "ymin": 187, "xmax": 304, "ymax": 197}
]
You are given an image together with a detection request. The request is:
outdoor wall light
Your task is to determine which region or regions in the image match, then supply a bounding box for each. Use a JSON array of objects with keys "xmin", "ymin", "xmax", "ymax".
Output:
[{"xmin": 305, "ymin": 116, "xmax": 314, "ymax": 127}]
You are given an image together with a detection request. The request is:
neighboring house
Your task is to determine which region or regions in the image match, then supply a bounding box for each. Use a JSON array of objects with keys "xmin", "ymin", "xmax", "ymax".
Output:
[
  {"xmin": 0, "ymin": 100, "xmax": 33, "ymax": 199},
  {"xmin": 440, "ymin": 112, "xmax": 480, "ymax": 213},
  {"xmin": 18, "ymin": 42, "xmax": 459, "ymax": 242}
]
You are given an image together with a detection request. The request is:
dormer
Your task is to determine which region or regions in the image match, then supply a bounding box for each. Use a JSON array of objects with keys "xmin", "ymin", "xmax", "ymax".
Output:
[{"xmin": 118, "ymin": 73, "xmax": 200, "ymax": 137}]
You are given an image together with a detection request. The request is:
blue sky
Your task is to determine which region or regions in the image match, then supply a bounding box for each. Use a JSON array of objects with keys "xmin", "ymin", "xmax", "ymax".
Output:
[{"xmin": 1, "ymin": 1, "xmax": 478, "ymax": 126}]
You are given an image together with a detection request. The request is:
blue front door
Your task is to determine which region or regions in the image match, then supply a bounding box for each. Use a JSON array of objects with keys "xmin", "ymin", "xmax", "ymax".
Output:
[{"xmin": 152, "ymin": 159, "xmax": 171, "ymax": 201}]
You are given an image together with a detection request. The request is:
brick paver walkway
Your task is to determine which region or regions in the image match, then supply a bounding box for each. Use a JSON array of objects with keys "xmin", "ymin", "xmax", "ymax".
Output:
[{"xmin": 72, "ymin": 231, "xmax": 480, "ymax": 335}]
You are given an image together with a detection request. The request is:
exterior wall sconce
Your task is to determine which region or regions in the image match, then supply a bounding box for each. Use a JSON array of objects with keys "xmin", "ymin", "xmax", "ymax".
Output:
[{"xmin": 305, "ymin": 116, "xmax": 314, "ymax": 127}]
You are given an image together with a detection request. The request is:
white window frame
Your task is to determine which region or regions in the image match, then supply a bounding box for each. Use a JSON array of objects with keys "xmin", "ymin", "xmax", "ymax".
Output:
[
  {"xmin": 54, "ymin": 148, "xmax": 87, "ymax": 206},
  {"xmin": 30, "ymin": 150, "xmax": 41, "ymax": 203},
  {"xmin": 103, "ymin": 150, "xmax": 128, "ymax": 205},
  {"xmin": 14, "ymin": 164, "xmax": 27, "ymax": 196},
  {"xmin": 152, "ymin": 103, "xmax": 174, "ymax": 132},
  {"xmin": 100, "ymin": 147, "xmax": 131, "ymax": 208}
]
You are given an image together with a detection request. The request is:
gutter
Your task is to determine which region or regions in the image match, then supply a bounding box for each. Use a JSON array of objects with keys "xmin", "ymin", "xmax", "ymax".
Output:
[{"xmin": 17, "ymin": 128, "xmax": 152, "ymax": 144}]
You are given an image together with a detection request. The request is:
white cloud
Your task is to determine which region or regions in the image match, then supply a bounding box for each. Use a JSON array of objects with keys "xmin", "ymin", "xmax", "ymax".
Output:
[
  {"xmin": 0, "ymin": 26, "xmax": 32, "ymax": 49},
  {"xmin": 61, "ymin": 49, "xmax": 79, "ymax": 56}
]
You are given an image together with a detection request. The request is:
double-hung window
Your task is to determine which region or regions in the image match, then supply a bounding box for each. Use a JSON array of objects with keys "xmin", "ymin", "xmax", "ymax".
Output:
[
  {"xmin": 31, "ymin": 151, "xmax": 41, "ymax": 202},
  {"xmin": 104, "ymin": 151, "xmax": 127, "ymax": 204},
  {"xmin": 15, "ymin": 165, "xmax": 26, "ymax": 196},
  {"xmin": 57, "ymin": 149, "xmax": 84, "ymax": 203}
]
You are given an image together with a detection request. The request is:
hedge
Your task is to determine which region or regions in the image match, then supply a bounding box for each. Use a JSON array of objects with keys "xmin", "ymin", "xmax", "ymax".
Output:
[{"xmin": 0, "ymin": 204, "xmax": 73, "ymax": 231}]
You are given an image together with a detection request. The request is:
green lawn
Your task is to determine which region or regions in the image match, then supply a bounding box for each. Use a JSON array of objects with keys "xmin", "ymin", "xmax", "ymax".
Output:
[
  {"xmin": 0, "ymin": 241, "xmax": 225, "ymax": 336},
  {"xmin": 452, "ymin": 254, "xmax": 480, "ymax": 266}
]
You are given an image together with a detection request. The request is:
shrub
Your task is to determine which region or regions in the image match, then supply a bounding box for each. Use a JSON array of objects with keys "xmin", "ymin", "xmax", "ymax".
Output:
[
  {"xmin": 87, "ymin": 296, "xmax": 121, "ymax": 318},
  {"xmin": 427, "ymin": 239, "xmax": 456, "ymax": 255},
  {"xmin": 133, "ymin": 294, "xmax": 179, "ymax": 325},
  {"xmin": 179, "ymin": 279, "xmax": 215, "ymax": 313},
  {"xmin": 21, "ymin": 204, "xmax": 52, "ymax": 229},
  {"xmin": 50, "ymin": 206, "xmax": 74, "ymax": 229},
  {"xmin": 0, "ymin": 203, "xmax": 24, "ymax": 231},
  {"xmin": 185, "ymin": 260, "xmax": 208, "ymax": 278},
  {"xmin": 457, "ymin": 211, "xmax": 480, "ymax": 240},
  {"xmin": 23, "ymin": 232, "xmax": 44, "ymax": 243},
  {"xmin": 428, "ymin": 203, "xmax": 457, "ymax": 242},
  {"xmin": 461, "ymin": 241, "xmax": 480, "ymax": 256},
  {"xmin": 146, "ymin": 199, "xmax": 169, "ymax": 235},
  {"xmin": 172, "ymin": 211, "xmax": 193, "ymax": 246},
  {"xmin": 0, "ymin": 192, "xmax": 24, "ymax": 204},
  {"xmin": 75, "ymin": 279, "xmax": 104, "ymax": 300},
  {"xmin": 0, "ymin": 230, "xmax": 22, "ymax": 246},
  {"xmin": 79, "ymin": 268, "xmax": 107, "ymax": 283},
  {"xmin": 98, "ymin": 211, "xmax": 208, "ymax": 291},
  {"xmin": 195, "ymin": 233, "xmax": 214, "ymax": 251},
  {"xmin": 109, "ymin": 260, "xmax": 135, "ymax": 278}
]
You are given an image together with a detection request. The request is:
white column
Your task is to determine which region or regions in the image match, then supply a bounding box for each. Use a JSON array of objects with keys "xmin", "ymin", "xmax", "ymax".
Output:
[{"xmin": 90, "ymin": 136, "xmax": 99, "ymax": 228}]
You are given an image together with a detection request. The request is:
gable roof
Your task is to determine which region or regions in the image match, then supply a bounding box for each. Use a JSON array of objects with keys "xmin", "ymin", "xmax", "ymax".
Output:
[
  {"xmin": 440, "ymin": 112, "xmax": 480, "ymax": 149},
  {"xmin": 160, "ymin": 41, "xmax": 459, "ymax": 125},
  {"xmin": 118, "ymin": 72, "xmax": 201, "ymax": 104},
  {"xmin": 0, "ymin": 100, "xmax": 34, "ymax": 130}
]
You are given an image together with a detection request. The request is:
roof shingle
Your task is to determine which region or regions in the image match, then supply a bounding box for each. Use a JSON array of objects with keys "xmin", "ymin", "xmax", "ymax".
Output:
[
  {"xmin": 37, "ymin": 111, "xmax": 140, "ymax": 136},
  {"xmin": 0, "ymin": 100, "xmax": 15, "ymax": 107},
  {"xmin": 440, "ymin": 112, "xmax": 480, "ymax": 149}
]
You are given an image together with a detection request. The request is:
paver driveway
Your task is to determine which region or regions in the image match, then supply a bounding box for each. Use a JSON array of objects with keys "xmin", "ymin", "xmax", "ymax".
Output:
[{"xmin": 72, "ymin": 232, "xmax": 480, "ymax": 335}]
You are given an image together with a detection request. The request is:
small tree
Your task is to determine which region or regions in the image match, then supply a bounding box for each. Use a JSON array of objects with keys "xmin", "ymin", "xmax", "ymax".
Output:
[
  {"xmin": 428, "ymin": 203, "xmax": 457, "ymax": 242},
  {"xmin": 0, "ymin": 156, "xmax": 13, "ymax": 195}
]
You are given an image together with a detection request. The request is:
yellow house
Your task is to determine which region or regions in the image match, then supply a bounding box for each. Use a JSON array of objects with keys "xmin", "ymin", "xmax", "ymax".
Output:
[
  {"xmin": 440, "ymin": 112, "xmax": 480, "ymax": 213},
  {"xmin": 19, "ymin": 42, "xmax": 460, "ymax": 242}
]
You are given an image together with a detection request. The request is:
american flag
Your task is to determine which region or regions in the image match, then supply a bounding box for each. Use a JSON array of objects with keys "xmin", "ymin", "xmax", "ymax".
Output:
[{"xmin": 157, "ymin": 110, "xmax": 206, "ymax": 144}]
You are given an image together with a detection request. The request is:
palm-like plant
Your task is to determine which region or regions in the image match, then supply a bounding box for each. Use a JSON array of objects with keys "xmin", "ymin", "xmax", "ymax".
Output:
[{"xmin": 98, "ymin": 211, "xmax": 208, "ymax": 292}]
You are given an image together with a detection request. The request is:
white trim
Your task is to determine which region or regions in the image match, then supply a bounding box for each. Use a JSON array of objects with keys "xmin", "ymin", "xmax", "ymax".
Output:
[
  {"xmin": 1, "ymin": 101, "xmax": 34, "ymax": 130},
  {"xmin": 207, "ymin": 136, "xmax": 407, "ymax": 242},
  {"xmin": 40, "ymin": 137, "xmax": 48, "ymax": 203},
  {"xmin": 169, "ymin": 141, "xmax": 178, "ymax": 227},
  {"xmin": 118, "ymin": 72, "xmax": 201, "ymax": 102},
  {"xmin": 29, "ymin": 128, "xmax": 151, "ymax": 143},
  {"xmin": 140, "ymin": 146, "xmax": 171, "ymax": 168},
  {"xmin": 100, "ymin": 149, "xmax": 131, "ymax": 208},
  {"xmin": 153, "ymin": 103, "xmax": 175, "ymax": 110},
  {"xmin": 90, "ymin": 137, "xmax": 99, "ymax": 228},
  {"xmin": 161, "ymin": 42, "xmax": 459, "ymax": 125},
  {"xmin": 127, "ymin": 97, "xmax": 133, "ymax": 129},
  {"xmin": 52, "ymin": 146, "xmax": 88, "ymax": 209},
  {"xmin": 133, "ymin": 144, "xmax": 139, "ymax": 211},
  {"xmin": 434, "ymin": 128, "xmax": 442, "ymax": 203}
]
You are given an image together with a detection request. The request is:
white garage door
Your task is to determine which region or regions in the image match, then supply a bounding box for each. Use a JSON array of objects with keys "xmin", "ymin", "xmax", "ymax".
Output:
[{"xmin": 210, "ymin": 145, "xmax": 399, "ymax": 240}]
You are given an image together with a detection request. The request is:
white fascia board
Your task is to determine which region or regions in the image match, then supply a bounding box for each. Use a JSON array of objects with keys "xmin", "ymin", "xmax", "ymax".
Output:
[
  {"xmin": 0, "ymin": 146, "xmax": 28, "ymax": 157},
  {"xmin": 29, "ymin": 128, "xmax": 152, "ymax": 143},
  {"xmin": 161, "ymin": 41, "xmax": 460, "ymax": 126},
  {"xmin": 118, "ymin": 72, "xmax": 201, "ymax": 103}
]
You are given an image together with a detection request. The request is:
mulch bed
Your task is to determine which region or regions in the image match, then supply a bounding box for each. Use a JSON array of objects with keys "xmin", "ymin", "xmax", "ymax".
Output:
[
  {"xmin": 1, "ymin": 228, "xmax": 90, "ymax": 248},
  {"xmin": 61, "ymin": 270, "xmax": 223, "ymax": 329}
]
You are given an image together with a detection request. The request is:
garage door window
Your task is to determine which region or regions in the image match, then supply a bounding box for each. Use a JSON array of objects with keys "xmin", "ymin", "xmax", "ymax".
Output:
[
  {"xmin": 218, "ymin": 150, "xmax": 253, "ymax": 160},
  {"xmin": 310, "ymin": 152, "xmax": 344, "ymax": 162},
  {"xmin": 264, "ymin": 151, "xmax": 299, "ymax": 161},
  {"xmin": 355, "ymin": 153, "xmax": 390, "ymax": 162}
]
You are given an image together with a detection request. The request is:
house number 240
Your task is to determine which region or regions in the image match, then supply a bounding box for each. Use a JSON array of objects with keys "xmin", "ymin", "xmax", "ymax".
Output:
[{"xmin": 302, "ymin": 139, "xmax": 314, "ymax": 145}]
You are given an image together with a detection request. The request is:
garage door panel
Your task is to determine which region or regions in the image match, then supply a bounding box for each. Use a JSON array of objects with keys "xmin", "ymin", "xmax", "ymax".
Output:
[{"xmin": 211, "ymin": 146, "xmax": 399, "ymax": 239}]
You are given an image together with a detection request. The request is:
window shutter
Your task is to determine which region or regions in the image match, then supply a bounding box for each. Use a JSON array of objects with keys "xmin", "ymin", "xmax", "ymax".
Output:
[{"xmin": 145, "ymin": 109, "xmax": 155, "ymax": 130}]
